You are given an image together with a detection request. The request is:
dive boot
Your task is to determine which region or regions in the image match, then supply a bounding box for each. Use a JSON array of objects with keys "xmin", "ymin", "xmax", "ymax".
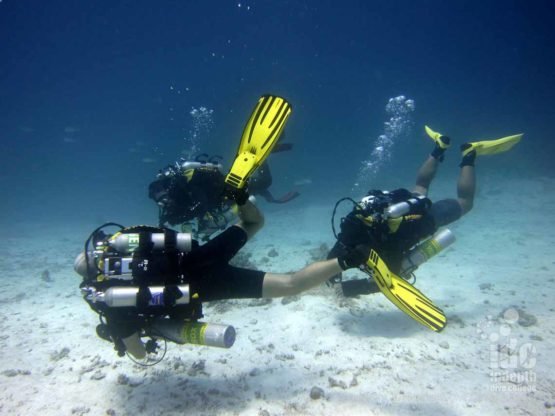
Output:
[{"xmin": 425, "ymin": 125, "xmax": 451, "ymax": 161}]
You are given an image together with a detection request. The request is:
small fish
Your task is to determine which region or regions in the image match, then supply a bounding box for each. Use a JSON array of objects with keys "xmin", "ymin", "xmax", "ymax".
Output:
[
  {"xmin": 64, "ymin": 126, "xmax": 79, "ymax": 133},
  {"xmin": 142, "ymin": 157, "xmax": 157, "ymax": 164}
]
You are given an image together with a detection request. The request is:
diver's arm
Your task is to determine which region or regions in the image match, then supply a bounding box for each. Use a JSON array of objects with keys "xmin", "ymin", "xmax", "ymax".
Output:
[
  {"xmin": 261, "ymin": 244, "xmax": 369, "ymax": 297},
  {"xmin": 235, "ymin": 196, "xmax": 264, "ymax": 240},
  {"xmin": 261, "ymin": 259, "xmax": 343, "ymax": 298}
]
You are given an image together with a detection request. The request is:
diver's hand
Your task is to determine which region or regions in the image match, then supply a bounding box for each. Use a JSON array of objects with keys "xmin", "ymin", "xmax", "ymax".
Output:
[{"xmin": 337, "ymin": 244, "xmax": 371, "ymax": 271}]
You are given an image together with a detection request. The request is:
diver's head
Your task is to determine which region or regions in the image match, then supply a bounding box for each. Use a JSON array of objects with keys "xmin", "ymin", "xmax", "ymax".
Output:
[
  {"xmin": 74, "ymin": 252, "xmax": 87, "ymax": 278},
  {"xmin": 148, "ymin": 177, "xmax": 172, "ymax": 207},
  {"xmin": 74, "ymin": 251, "xmax": 97, "ymax": 279}
]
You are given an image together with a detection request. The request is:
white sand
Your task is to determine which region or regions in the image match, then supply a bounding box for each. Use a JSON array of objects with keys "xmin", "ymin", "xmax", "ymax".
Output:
[{"xmin": 1, "ymin": 176, "xmax": 554, "ymax": 416}]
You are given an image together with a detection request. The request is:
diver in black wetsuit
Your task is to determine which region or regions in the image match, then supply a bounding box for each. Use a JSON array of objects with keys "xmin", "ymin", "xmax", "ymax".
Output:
[
  {"xmin": 148, "ymin": 148, "xmax": 299, "ymax": 238},
  {"xmin": 329, "ymin": 125, "xmax": 523, "ymax": 296},
  {"xmin": 75, "ymin": 193, "xmax": 368, "ymax": 359}
]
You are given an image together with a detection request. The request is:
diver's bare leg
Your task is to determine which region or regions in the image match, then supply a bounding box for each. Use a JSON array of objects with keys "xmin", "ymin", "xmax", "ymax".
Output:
[
  {"xmin": 414, "ymin": 156, "xmax": 440, "ymax": 196},
  {"xmin": 414, "ymin": 135, "xmax": 450, "ymax": 195},
  {"xmin": 457, "ymin": 165, "xmax": 475, "ymax": 215},
  {"xmin": 457, "ymin": 150, "xmax": 477, "ymax": 215}
]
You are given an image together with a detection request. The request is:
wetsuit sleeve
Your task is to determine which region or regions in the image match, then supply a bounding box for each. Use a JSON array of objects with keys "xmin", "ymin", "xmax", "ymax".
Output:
[
  {"xmin": 184, "ymin": 225, "xmax": 248, "ymax": 271},
  {"xmin": 185, "ymin": 225, "xmax": 266, "ymax": 301},
  {"xmin": 202, "ymin": 225, "xmax": 248, "ymax": 262},
  {"xmin": 195, "ymin": 265, "xmax": 265, "ymax": 302}
]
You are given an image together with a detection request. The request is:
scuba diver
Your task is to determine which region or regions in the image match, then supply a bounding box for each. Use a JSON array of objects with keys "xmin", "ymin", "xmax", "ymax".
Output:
[
  {"xmin": 148, "ymin": 146, "xmax": 299, "ymax": 239},
  {"xmin": 147, "ymin": 154, "xmax": 235, "ymax": 237},
  {"xmin": 327, "ymin": 125, "xmax": 523, "ymax": 331},
  {"xmin": 75, "ymin": 95, "xmax": 366, "ymax": 361}
]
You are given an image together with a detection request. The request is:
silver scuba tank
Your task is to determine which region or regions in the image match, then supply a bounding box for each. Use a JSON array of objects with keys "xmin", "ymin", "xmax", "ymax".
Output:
[
  {"xmin": 179, "ymin": 160, "xmax": 223, "ymax": 172},
  {"xmin": 151, "ymin": 318, "xmax": 236, "ymax": 348},
  {"xmin": 88, "ymin": 285, "xmax": 190, "ymax": 307},
  {"xmin": 385, "ymin": 194, "xmax": 429, "ymax": 218},
  {"xmin": 109, "ymin": 233, "xmax": 192, "ymax": 253},
  {"xmin": 400, "ymin": 229, "xmax": 456, "ymax": 278}
]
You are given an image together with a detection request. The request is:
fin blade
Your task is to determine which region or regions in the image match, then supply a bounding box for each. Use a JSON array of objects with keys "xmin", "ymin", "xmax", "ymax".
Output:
[
  {"xmin": 469, "ymin": 133, "xmax": 523, "ymax": 156},
  {"xmin": 425, "ymin": 125, "xmax": 442, "ymax": 141},
  {"xmin": 367, "ymin": 249, "xmax": 392, "ymax": 288},
  {"xmin": 424, "ymin": 125, "xmax": 450, "ymax": 149},
  {"xmin": 225, "ymin": 95, "xmax": 292, "ymax": 189},
  {"xmin": 366, "ymin": 251, "xmax": 447, "ymax": 332}
]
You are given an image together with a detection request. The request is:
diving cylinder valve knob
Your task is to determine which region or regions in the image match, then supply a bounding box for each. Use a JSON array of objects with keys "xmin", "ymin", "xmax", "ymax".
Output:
[
  {"xmin": 386, "ymin": 195, "xmax": 429, "ymax": 218},
  {"xmin": 95, "ymin": 285, "xmax": 190, "ymax": 307},
  {"xmin": 110, "ymin": 233, "xmax": 192, "ymax": 253},
  {"xmin": 400, "ymin": 229, "xmax": 455, "ymax": 277},
  {"xmin": 151, "ymin": 318, "xmax": 236, "ymax": 348}
]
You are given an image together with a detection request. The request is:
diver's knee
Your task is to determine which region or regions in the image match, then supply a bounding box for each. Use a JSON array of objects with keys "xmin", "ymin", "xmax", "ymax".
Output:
[{"xmin": 459, "ymin": 199, "xmax": 473, "ymax": 215}]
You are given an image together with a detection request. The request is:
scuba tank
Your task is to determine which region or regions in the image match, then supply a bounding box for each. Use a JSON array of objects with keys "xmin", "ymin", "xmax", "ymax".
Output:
[
  {"xmin": 385, "ymin": 194, "xmax": 430, "ymax": 218},
  {"xmin": 179, "ymin": 160, "xmax": 223, "ymax": 172},
  {"xmin": 400, "ymin": 229, "xmax": 455, "ymax": 278},
  {"xmin": 357, "ymin": 189, "xmax": 431, "ymax": 222},
  {"xmin": 83, "ymin": 285, "xmax": 191, "ymax": 307},
  {"xmin": 156, "ymin": 156, "xmax": 224, "ymax": 179},
  {"xmin": 109, "ymin": 232, "xmax": 192, "ymax": 253},
  {"xmin": 151, "ymin": 318, "xmax": 236, "ymax": 348}
]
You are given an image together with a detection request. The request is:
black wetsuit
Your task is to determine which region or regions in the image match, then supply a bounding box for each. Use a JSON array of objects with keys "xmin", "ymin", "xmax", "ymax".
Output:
[
  {"xmin": 101, "ymin": 226, "xmax": 266, "ymax": 340},
  {"xmin": 185, "ymin": 226, "xmax": 266, "ymax": 301},
  {"xmin": 149, "ymin": 168, "xmax": 226, "ymax": 226}
]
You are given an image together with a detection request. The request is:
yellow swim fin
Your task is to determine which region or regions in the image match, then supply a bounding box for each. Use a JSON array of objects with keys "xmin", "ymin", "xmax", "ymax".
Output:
[
  {"xmin": 225, "ymin": 95, "xmax": 292, "ymax": 190},
  {"xmin": 365, "ymin": 249, "xmax": 447, "ymax": 332},
  {"xmin": 462, "ymin": 133, "xmax": 523, "ymax": 156},
  {"xmin": 425, "ymin": 125, "xmax": 450, "ymax": 149}
]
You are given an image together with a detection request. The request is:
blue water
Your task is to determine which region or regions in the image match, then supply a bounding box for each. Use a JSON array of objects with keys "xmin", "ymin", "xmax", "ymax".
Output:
[
  {"xmin": 1, "ymin": 0, "xmax": 554, "ymax": 229},
  {"xmin": 2, "ymin": 3, "xmax": 555, "ymax": 414}
]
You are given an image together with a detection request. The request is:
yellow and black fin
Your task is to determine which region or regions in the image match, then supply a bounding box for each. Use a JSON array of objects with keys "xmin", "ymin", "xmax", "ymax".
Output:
[
  {"xmin": 461, "ymin": 133, "xmax": 523, "ymax": 157},
  {"xmin": 425, "ymin": 125, "xmax": 450, "ymax": 150},
  {"xmin": 365, "ymin": 249, "xmax": 447, "ymax": 332},
  {"xmin": 225, "ymin": 95, "xmax": 292, "ymax": 190}
]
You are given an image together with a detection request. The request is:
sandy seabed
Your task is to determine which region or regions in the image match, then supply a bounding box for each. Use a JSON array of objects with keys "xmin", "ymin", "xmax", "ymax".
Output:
[{"xmin": 1, "ymin": 176, "xmax": 554, "ymax": 416}]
